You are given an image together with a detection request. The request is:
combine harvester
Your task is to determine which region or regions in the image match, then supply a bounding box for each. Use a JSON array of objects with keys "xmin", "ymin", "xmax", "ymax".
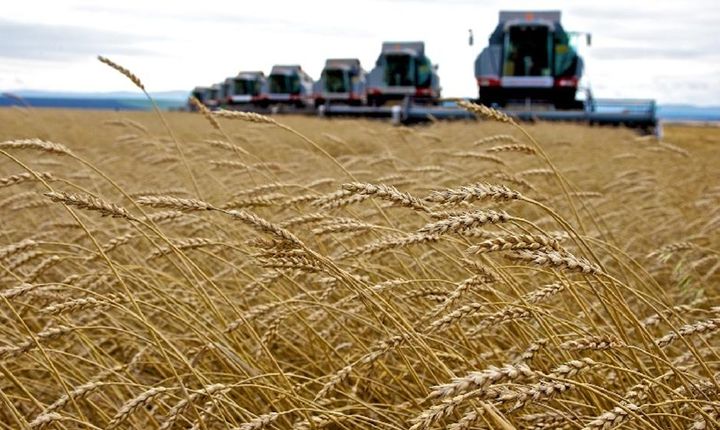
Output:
[
  {"xmin": 189, "ymin": 86, "xmax": 211, "ymax": 110},
  {"xmin": 319, "ymin": 41, "xmax": 444, "ymax": 119},
  {"xmin": 470, "ymin": 10, "xmax": 657, "ymax": 130},
  {"xmin": 475, "ymin": 10, "xmax": 584, "ymax": 109},
  {"xmin": 267, "ymin": 65, "xmax": 315, "ymax": 108},
  {"xmin": 322, "ymin": 11, "xmax": 657, "ymax": 132},
  {"xmin": 189, "ymin": 84, "xmax": 221, "ymax": 110},
  {"xmin": 226, "ymin": 71, "xmax": 269, "ymax": 107},
  {"xmin": 313, "ymin": 59, "xmax": 367, "ymax": 107},
  {"xmin": 366, "ymin": 42, "xmax": 441, "ymax": 106},
  {"xmin": 191, "ymin": 10, "xmax": 657, "ymax": 132}
]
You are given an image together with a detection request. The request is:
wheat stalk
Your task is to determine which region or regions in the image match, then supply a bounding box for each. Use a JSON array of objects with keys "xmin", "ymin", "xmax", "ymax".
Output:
[
  {"xmin": 472, "ymin": 135, "xmax": 520, "ymax": 145},
  {"xmin": 509, "ymin": 250, "xmax": 602, "ymax": 275},
  {"xmin": 107, "ymin": 386, "xmax": 173, "ymax": 429},
  {"xmin": 0, "ymin": 172, "xmax": 53, "ymax": 188},
  {"xmin": 418, "ymin": 209, "xmax": 511, "ymax": 236},
  {"xmin": 190, "ymin": 96, "xmax": 221, "ymax": 130},
  {"xmin": 40, "ymin": 294, "xmax": 122, "ymax": 315},
  {"xmin": 214, "ymin": 109, "xmax": 278, "ymax": 124},
  {"xmin": 457, "ymin": 100, "xmax": 515, "ymax": 123},
  {"xmin": 428, "ymin": 363, "xmax": 536, "ymax": 400},
  {"xmin": 236, "ymin": 412, "xmax": 280, "ymax": 430},
  {"xmin": 98, "ymin": 56, "xmax": 145, "ymax": 91},
  {"xmin": 486, "ymin": 144, "xmax": 536, "ymax": 155},
  {"xmin": 341, "ymin": 182, "xmax": 430, "ymax": 212},
  {"xmin": 655, "ymin": 318, "xmax": 720, "ymax": 348},
  {"xmin": 0, "ymin": 138, "xmax": 72, "ymax": 155},
  {"xmin": 45, "ymin": 191, "xmax": 137, "ymax": 220},
  {"xmin": 561, "ymin": 335, "xmax": 623, "ymax": 351},
  {"xmin": 426, "ymin": 183, "xmax": 522, "ymax": 205},
  {"xmin": 467, "ymin": 234, "xmax": 561, "ymax": 254}
]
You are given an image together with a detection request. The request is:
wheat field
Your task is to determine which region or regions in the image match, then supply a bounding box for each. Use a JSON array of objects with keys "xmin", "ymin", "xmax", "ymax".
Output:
[{"xmin": 0, "ymin": 94, "xmax": 719, "ymax": 430}]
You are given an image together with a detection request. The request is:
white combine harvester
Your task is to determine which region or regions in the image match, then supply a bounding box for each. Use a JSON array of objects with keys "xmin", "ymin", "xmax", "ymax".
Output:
[
  {"xmin": 267, "ymin": 65, "xmax": 314, "ymax": 107},
  {"xmin": 225, "ymin": 71, "xmax": 269, "ymax": 107},
  {"xmin": 187, "ymin": 12, "xmax": 657, "ymax": 132},
  {"xmin": 366, "ymin": 41, "xmax": 441, "ymax": 106},
  {"xmin": 189, "ymin": 86, "xmax": 211, "ymax": 110},
  {"xmin": 205, "ymin": 84, "xmax": 222, "ymax": 108},
  {"xmin": 313, "ymin": 59, "xmax": 367, "ymax": 107}
]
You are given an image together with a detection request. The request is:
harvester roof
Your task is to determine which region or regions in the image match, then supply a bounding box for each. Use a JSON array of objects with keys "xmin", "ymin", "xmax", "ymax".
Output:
[
  {"xmin": 499, "ymin": 10, "xmax": 561, "ymax": 27},
  {"xmin": 489, "ymin": 10, "xmax": 566, "ymax": 43},
  {"xmin": 270, "ymin": 65, "xmax": 304, "ymax": 75},
  {"xmin": 324, "ymin": 58, "xmax": 361, "ymax": 71},
  {"xmin": 381, "ymin": 41, "xmax": 425, "ymax": 56},
  {"xmin": 237, "ymin": 71, "xmax": 265, "ymax": 79}
]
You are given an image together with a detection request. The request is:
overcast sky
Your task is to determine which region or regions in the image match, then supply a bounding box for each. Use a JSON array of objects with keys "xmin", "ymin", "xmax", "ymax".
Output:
[{"xmin": 2, "ymin": 0, "xmax": 719, "ymax": 105}]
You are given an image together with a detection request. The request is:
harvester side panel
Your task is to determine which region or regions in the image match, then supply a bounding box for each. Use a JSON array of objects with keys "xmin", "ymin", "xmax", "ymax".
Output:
[{"xmin": 475, "ymin": 46, "xmax": 502, "ymax": 78}]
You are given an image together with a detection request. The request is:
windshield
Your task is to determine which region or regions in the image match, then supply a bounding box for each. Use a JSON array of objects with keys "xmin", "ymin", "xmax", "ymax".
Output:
[
  {"xmin": 553, "ymin": 31, "xmax": 577, "ymax": 77},
  {"xmin": 384, "ymin": 54, "xmax": 414, "ymax": 86},
  {"xmin": 234, "ymin": 79, "xmax": 259, "ymax": 95},
  {"xmin": 384, "ymin": 54, "xmax": 432, "ymax": 87},
  {"xmin": 208, "ymin": 89, "xmax": 219, "ymax": 99},
  {"xmin": 192, "ymin": 90, "xmax": 205, "ymax": 101},
  {"xmin": 503, "ymin": 25, "xmax": 552, "ymax": 77},
  {"xmin": 416, "ymin": 57, "xmax": 432, "ymax": 88},
  {"xmin": 323, "ymin": 69, "xmax": 348, "ymax": 92},
  {"xmin": 269, "ymin": 74, "xmax": 301, "ymax": 94}
]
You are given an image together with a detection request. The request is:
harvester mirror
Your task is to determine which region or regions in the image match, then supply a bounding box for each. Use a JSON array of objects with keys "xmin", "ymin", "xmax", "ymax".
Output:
[
  {"xmin": 586, "ymin": 33, "xmax": 592, "ymax": 46},
  {"xmin": 468, "ymin": 29, "xmax": 474, "ymax": 46},
  {"xmin": 434, "ymin": 64, "xmax": 439, "ymax": 71}
]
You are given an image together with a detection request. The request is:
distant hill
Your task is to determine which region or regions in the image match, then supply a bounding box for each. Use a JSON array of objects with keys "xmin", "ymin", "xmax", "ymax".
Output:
[
  {"xmin": 1, "ymin": 91, "xmax": 720, "ymax": 122},
  {"xmin": 0, "ymin": 91, "xmax": 187, "ymax": 111},
  {"xmin": 5, "ymin": 89, "xmax": 189, "ymax": 100},
  {"xmin": 657, "ymin": 104, "xmax": 720, "ymax": 122}
]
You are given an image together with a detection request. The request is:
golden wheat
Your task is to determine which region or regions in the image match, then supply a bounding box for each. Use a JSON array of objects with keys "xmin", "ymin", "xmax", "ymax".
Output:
[{"xmin": 0, "ymin": 90, "xmax": 717, "ymax": 430}]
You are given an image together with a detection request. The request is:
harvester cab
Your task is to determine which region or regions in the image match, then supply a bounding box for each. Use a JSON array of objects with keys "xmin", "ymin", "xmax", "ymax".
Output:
[
  {"xmin": 367, "ymin": 41, "xmax": 441, "ymax": 106},
  {"xmin": 221, "ymin": 78, "xmax": 235, "ymax": 105},
  {"xmin": 227, "ymin": 71, "xmax": 269, "ymax": 107},
  {"xmin": 268, "ymin": 65, "xmax": 314, "ymax": 107},
  {"xmin": 314, "ymin": 59, "xmax": 367, "ymax": 107},
  {"xmin": 205, "ymin": 84, "xmax": 222, "ymax": 108},
  {"xmin": 475, "ymin": 11, "xmax": 585, "ymax": 109},
  {"xmin": 189, "ymin": 86, "xmax": 211, "ymax": 110}
]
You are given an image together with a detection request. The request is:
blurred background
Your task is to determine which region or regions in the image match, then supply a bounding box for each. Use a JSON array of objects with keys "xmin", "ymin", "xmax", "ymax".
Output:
[{"xmin": 1, "ymin": 0, "xmax": 718, "ymax": 113}]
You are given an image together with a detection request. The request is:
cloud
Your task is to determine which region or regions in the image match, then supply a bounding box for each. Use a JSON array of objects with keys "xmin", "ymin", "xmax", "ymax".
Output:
[
  {"xmin": 590, "ymin": 46, "xmax": 715, "ymax": 61},
  {"xmin": 0, "ymin": 18, "xmax": 158, "ymax": 61},
  {"xmin": 72, "ymin": 4, "xmax": 373, "ymax": 38}
]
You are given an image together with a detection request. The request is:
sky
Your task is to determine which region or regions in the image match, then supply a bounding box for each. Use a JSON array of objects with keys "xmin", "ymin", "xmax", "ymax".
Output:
[{"xmin": 2, "ymin": 0, "xmax": 719, "ymax": 105}]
